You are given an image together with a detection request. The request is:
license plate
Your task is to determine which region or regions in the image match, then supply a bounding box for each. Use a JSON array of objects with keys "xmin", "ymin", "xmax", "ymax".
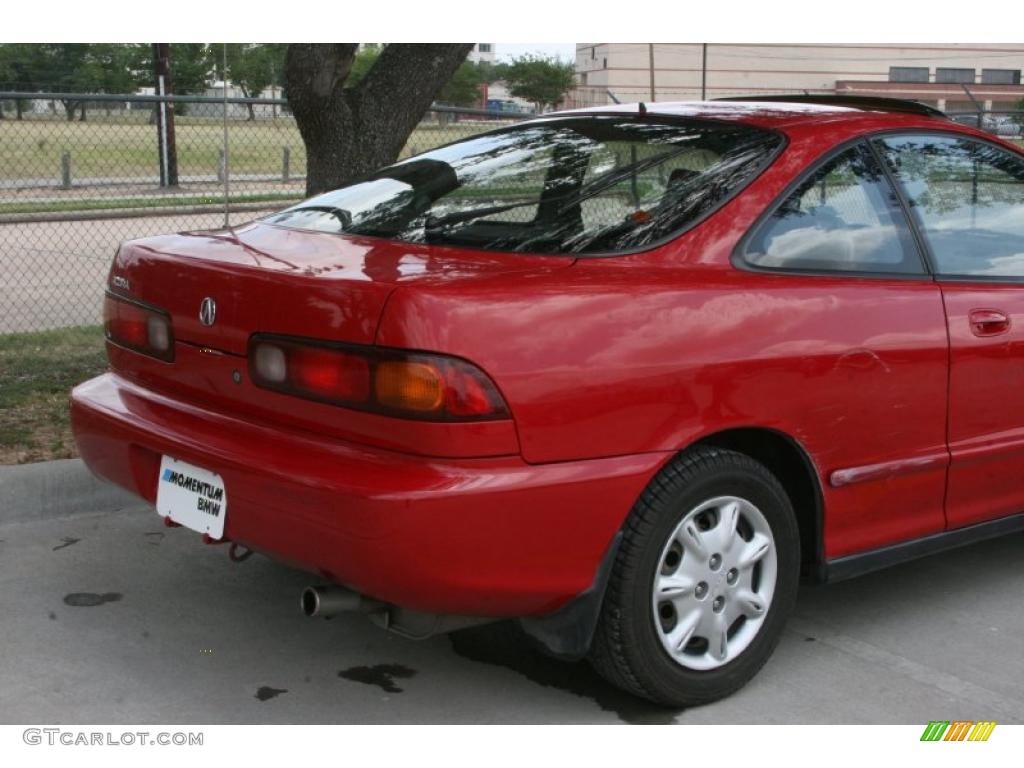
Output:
[{"xmin": 156, "ymin": 456, "xmax": 227, "ymax": 539}]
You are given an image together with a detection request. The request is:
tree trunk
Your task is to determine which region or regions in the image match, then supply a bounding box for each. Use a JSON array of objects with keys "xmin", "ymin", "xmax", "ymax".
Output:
[
  {"xmin": 285, "ymin": 43, "xmax": 473, "ymax": 196},
  {"xmin": 62, "ymin": 100, "xmax": 77, "ymax": 121},
  {"xmin": 79, "ymin": 103, "xmax": 87, "ymax": 122},
  {"xmin": 16, "ymin": 100, "xmax": 24, "ymax": 120}
]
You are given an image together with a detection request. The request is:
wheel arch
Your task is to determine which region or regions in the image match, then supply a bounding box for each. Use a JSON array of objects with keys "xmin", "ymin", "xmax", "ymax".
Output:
[
  {"xmin": 519, "ymin": 425, "xmax": 827, "ymax": 661},
  {"xmin": 690, "ymin": 427, "xmax": 825, "ymax": 582}
]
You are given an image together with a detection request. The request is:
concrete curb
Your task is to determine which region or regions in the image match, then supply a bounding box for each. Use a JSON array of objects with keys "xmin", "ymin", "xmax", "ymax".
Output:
[{"xmin": 0, "ymin": 459, "xmax": 142, "ymax": 525}]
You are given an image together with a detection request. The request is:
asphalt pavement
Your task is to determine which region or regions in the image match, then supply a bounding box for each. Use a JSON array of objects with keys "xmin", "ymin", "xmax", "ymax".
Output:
[{"xmin": 1, "ymin": 500, "xmax": 1022, "ymax": 724}]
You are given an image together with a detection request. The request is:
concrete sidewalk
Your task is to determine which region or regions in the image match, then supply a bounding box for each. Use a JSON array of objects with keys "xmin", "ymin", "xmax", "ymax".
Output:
[{"xmin": 1, "ymin": 502, "xmax": 1022, "ymax": 724}]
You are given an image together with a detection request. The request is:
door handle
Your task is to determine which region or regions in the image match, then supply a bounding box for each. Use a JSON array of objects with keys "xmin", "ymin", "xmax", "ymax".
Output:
[{"xmin": 969, "ymin": 309, "xmax": 1011, "ymax": 337}]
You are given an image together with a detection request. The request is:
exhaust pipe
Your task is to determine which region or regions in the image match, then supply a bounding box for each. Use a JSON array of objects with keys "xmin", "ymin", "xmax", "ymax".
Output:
[
  {"xmin": 301, "ymin": 585, "xmax": 373, "ymax": 618},
  {"xmin": 302, "ymin": 585, "xmax": 493, "ymax": 638}
]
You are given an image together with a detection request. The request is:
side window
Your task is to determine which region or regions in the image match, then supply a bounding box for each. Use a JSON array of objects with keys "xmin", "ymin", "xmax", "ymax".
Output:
[
  {"xmin": 875, "ymin": 134, "xmax": 1024, "ymax": 278},
  {"xmin": 743, "ymin": 143, "xmax": 923, "ymax": 274}
]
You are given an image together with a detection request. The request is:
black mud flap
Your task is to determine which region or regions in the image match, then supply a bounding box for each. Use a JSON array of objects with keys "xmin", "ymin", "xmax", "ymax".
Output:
[{"xmin": 517, "ymin": 531, "xmax": 622, "ymax": 660}]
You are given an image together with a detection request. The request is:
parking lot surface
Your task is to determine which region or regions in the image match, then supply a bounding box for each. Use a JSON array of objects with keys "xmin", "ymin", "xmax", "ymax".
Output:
[{"xmin": 1, "ymin": 501, "xmax": 1022, "ymax": 724}]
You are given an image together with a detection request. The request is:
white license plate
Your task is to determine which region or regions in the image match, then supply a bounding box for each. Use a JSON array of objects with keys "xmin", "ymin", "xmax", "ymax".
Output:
[{"xmin": 156, "ymin": 456, "xmax": 227, "ymax": 539}]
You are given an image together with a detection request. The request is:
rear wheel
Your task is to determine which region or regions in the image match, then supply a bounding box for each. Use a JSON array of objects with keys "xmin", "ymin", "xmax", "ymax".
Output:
[{"xmin": 589, "ymin": 446, "xmax": 800, "ymax": 707}]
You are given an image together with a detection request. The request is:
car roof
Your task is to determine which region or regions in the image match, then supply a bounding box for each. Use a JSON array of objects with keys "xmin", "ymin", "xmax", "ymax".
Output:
[{"xmin": 545, "ymin": 99, "xmax": 951, "ymax": 130}]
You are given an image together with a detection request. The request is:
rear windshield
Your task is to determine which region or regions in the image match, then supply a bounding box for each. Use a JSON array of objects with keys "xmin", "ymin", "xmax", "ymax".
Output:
[{"xmin": 264, "ymin": 116, "xmax": 784, "ymax": 255}]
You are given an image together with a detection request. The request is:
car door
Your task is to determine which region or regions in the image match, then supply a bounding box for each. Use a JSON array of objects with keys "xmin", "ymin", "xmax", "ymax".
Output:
[
  {"xmin": 876, "ymin": 132, "xmax": 1024, "ymax": 528},
  {"xmin": 739, "ymin": 140, "xmax": 950, "ymax": 553}
]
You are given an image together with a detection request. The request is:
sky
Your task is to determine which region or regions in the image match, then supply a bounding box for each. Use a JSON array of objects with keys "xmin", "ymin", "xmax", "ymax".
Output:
[{"xmin": 495, "ymin": 43, "xmax": 575, "ymax": 63}]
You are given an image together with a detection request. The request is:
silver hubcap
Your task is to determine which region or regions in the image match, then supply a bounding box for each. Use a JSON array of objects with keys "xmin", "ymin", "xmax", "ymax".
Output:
[{"xmin": 651, "ymin": 495, "xmax": 777, "ymax": 671}]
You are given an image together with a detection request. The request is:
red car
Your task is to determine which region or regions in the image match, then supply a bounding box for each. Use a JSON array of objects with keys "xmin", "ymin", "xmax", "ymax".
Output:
[{"xmin": 72, "ymin": 96, "xmax": 1024, "ymax": 707}]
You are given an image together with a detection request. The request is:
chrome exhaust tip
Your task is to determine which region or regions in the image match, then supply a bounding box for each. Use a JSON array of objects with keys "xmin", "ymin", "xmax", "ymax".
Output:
[{"xmin": 301, "ymin": 585, "xmax": 362, "ymax": 618}]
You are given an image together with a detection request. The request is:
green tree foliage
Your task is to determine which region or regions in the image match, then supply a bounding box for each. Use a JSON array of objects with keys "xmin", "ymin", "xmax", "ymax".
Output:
[
  {"xmin": 89, "ymin": 44, "xmax": 150, "ymax": 94},
  {"xmin": 0, "ymin": 44, "xmax": 39, "ymax": 118},
  {"xmin": 345, "ymin": 46, "xmax": 382, "ymax": 86},
  {"xmin": 0, "ymin": 44, "xmax": 42, "ymax": 89},
  {"xmin": 27, "ymin": 45, "xmax": 93, "ymax": 120},
  {"xmin": 436, "ymin": 62, "xmax": 484, "ymax": 107},
  {"xmin": 474, "ymin": 60, "xmax": 504, "ymax": 85},
  {"xmin": 222, "ymin": 43, "xmax": 287, "ymax": 119},
  {"xmin": 155, "ymin": 43, "xmax": 218, "ymax": 116},
  {"xmin": 0, "ymin": 43, "xmax": 149, "ymax": 119},
  {"xmin": 501, "ymin": 54, "xmax": 575, "ymax": 112},
  {"xmin": 35, "ymin": 44, "xmax": 92, "ymax": 92},
  {"xmin": 165, "ymin": 43, "xmax": 216, "ymax": 95}
]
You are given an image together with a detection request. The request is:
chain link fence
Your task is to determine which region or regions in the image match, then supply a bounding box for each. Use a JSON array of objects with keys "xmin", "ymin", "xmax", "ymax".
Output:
[{"xmin": 0, "ymin": 92, "xmax": 529, "ymax": 333}]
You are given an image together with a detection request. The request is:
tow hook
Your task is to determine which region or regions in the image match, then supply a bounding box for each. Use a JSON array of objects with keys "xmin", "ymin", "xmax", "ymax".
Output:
[{"xmin": 198, "ymin": 532, "xmax": 253, "ymax": 563}]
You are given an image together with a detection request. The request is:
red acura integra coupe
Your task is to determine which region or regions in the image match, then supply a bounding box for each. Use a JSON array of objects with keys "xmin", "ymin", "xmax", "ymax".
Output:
[{"xmin": 72, "ymin": 96, "xmax": 1024, "ymax": 706}]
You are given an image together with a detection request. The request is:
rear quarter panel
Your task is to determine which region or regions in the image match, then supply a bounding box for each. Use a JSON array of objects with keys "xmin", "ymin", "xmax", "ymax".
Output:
[{"xmin": 376, "ymin": 115, "xmax": 955, "ymax": 558}]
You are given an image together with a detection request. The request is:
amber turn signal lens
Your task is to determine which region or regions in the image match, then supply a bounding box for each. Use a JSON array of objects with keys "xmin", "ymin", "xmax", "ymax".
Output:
[
  {"xmin": 248, "ymin": 335, "xmax": 509, "ymax": 422},
  {"xmin": 375, "ymin": 361, "xmax": 445, "ymax": 413}
]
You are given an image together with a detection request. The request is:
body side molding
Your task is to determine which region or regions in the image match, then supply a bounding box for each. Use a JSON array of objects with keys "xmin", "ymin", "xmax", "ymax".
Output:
[{"xmin": 829, "ymin": 451, "xmax": 949, "ymax": 488}]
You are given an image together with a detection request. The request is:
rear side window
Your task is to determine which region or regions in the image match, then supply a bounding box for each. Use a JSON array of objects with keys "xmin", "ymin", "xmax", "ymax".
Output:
[
  {"xmin": 875, "ymin": 134, "xmax": 1024, "ymax": 278},
  {"xmin": 264, "ymin": 116, "xmax": 784, "ymax": 256},
  {"xmin": 741, "ymin": 143, "xmax": 924, "ymax": 274}
]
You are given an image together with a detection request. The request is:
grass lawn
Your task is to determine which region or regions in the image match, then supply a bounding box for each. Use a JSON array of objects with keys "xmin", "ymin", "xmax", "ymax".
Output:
[
  {"xmin": 0, "ymin": 325, "xmax": 107, "ymax": 464},
  {"xmin": 0, "ymin": 116, "xmax": 506, "ymax": 184}
]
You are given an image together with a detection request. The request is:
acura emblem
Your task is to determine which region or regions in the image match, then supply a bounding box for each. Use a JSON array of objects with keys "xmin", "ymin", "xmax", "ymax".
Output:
[{"xmin": 199, "ymin": 297, "xmax": 217, "ymax": 327}]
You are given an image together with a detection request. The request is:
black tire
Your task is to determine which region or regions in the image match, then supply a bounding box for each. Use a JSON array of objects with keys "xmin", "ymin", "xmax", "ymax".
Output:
[{"xmin": 589, "ymin": 446, "xmax": 800, "ymax": 707}]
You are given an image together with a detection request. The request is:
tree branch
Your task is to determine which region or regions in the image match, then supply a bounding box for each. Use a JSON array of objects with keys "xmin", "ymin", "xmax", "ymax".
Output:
[
  {"xmin": 283, "ymin": 43, "xmax": 358, "ymax": 117},
  {"xmin": 349, "ymin": 43, "xmax": 473, "ymax": 156},
  {"xmin": 284, "ymin": 43, "xmax": 475, "ymax": 194}
]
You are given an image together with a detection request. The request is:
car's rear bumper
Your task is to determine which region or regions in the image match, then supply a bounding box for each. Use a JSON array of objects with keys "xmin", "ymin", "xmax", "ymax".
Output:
[{"xmin": 71, "ymin": 373, "xmax": 667, "ymax": 617}]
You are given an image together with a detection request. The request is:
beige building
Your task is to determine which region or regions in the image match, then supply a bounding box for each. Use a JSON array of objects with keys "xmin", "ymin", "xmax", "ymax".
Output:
[
  {"xmin": 467, "ymin": 43, "xmax": 496, "ymax": 65},
  {"xmin": 572, "ymin": 44, "xmax": 1024, "ymax": 113}
]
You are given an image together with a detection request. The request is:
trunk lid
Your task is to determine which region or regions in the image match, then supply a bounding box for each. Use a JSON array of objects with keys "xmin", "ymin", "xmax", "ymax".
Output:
[{"xmin": 111, "ymin": 221, "xmax": 575, "ymax": 356}]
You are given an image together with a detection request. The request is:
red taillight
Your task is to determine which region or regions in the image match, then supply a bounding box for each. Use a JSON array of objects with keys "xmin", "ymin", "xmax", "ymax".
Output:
[
  {"xmin": 290, "ymin": 346, "xmax": 371, "ymax": 402},
  {"xmin": 104, "ymin": 292, "xmax": 174, "ymax": 361},
  {"xmin": 249, "ymin": 336, "xmax": 509, "ymax": 422}
]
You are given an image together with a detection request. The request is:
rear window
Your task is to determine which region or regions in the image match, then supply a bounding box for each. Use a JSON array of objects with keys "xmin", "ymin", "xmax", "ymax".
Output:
[{"xmin": 264, "ymin": 116, "xmax": 784, "ymax": 255}]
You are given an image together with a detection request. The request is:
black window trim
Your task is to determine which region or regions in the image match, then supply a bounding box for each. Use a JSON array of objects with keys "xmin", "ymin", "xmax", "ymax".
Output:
[
  {"xmin": 871, "ymin": 129, "xmax": 1024, "ymax": 285},
  {"xmin": 262, "ymin": 113, "xmax": 789, "ymax": 260},
  {"xmin": 731, "ymin": 134, "xmax": 933, "ymax": 281}
]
